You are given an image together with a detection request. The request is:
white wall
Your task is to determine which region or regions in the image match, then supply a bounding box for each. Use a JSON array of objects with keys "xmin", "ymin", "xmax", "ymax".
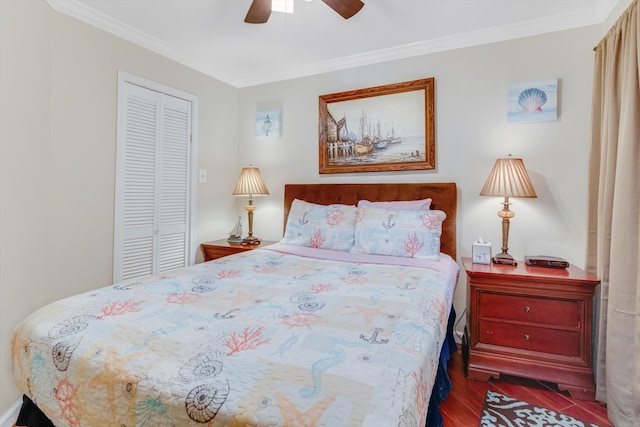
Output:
[
  {"xmin": 238, "ymin": 25, "xmax": 602, "ymax": 338},
  {"xmin": 0, "ymin": 0, "xmax": 239, "ymax": 412}
]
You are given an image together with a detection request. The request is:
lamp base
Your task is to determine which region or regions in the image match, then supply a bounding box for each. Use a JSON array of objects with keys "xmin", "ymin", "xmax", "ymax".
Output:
[
  {"xmin": 492, "ymin": 252, "xmax": 517, "ymax": 266},
  {"xmin": 242, "ymin": 236, "xmax": 262, "ymax": 245}
]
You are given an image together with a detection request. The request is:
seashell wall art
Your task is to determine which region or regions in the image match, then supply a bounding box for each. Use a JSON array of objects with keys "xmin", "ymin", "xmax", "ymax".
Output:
[{"xmin": 507, "ymin": 78, "xmax": 558, "ymax": 123}]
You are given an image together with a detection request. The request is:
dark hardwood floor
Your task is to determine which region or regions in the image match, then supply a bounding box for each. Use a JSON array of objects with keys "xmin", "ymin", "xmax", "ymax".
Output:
[{"xmin": 439, "ymin": 346, "xmax": 613, "ymax": 426}]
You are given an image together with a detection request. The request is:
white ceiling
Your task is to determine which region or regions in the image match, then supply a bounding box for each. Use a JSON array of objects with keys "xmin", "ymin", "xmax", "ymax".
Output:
[{"xmin": 48, "ymin": 0, "xmax": 620, "ymax": 88}]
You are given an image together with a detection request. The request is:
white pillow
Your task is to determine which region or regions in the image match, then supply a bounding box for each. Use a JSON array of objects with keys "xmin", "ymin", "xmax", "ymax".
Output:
[
  {"xmin": 282, "ymin": 199, "xmax": 357, "ymax": 252},
  {"xmin": 351, "ymin": 205, "xmax": 446, "ymax": 260}
]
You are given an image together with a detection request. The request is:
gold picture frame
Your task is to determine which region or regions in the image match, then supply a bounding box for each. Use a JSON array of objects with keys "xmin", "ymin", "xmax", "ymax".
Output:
[{"xmin": 319, "ymin": 78, "xmax": 435, "ymax": 174}]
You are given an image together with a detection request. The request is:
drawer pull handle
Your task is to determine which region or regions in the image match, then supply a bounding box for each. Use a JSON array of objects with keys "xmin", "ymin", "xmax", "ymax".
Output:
[
  {"xmin": 524, "ymin": 334, "xmax": 530, "ymax": 341},
  {"xmin": 524, "ymin": 305, "xmax": 530, "ymax": 313}
]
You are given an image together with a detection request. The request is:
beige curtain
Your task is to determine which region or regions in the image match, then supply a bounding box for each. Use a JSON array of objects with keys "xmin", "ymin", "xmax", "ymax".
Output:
[{"xmin": 588, "ymin": 0, "xmax": 640, "ymax": 425}]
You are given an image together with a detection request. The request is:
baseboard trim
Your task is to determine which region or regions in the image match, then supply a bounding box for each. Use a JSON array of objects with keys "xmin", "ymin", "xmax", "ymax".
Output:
[{"xmin": 0, "ymin": 398, "xmax": 21, "ymax": 427}]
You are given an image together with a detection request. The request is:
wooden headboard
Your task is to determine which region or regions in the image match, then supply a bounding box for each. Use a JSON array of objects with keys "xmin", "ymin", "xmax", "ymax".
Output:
[{"xmin": 283, "ymin": 183, "xmax": 457, "ymax": 259}]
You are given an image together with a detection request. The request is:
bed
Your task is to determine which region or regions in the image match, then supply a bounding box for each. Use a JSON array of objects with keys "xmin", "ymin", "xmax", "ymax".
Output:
[{"xmin": 12, "ymin": 182, "xmax": 458, "ymax": 427}]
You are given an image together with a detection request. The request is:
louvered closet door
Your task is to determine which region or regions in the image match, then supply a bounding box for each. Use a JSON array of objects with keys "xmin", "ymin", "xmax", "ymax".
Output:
[
  {"xmin": 114, "ymin": 81, "xmax": 192, "ymax": 282},
  {"xmin": 157, "ymin": 94, "xmax": 191, "ymax": 274}
]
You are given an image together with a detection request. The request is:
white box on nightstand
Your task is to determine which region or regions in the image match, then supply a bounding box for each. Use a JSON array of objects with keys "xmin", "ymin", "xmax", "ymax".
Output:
[{"xmin": 472, "ymin": 239, "xmax": 492, "ymax": 264}]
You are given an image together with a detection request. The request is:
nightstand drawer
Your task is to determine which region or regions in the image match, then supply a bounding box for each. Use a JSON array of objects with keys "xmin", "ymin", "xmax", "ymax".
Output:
[
  {"xmin": 202, "ymin": 245, "xmax": 245, "ymax": 260},
  {"xmin": 479, "ymin": 293, "xmax": 579, "ymax": 328},
  {"xmin": 478, "ymin": 319, "xmax": 580, "ymax": 357},
  {"xmin": 201, "ymin": 239, "xmax": 278, "ymax": 261}
]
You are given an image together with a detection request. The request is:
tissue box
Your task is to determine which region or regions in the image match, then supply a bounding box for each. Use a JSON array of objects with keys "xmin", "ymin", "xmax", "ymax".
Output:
[{"xmin": 472, "ymin": 241, "xmax": 492, "ymax": 264}]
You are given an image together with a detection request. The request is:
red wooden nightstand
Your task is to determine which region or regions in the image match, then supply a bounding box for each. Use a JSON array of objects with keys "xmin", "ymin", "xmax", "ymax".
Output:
[{"xmin": 462, "ymin": 257, "xmax": 600, "ymax": 400}]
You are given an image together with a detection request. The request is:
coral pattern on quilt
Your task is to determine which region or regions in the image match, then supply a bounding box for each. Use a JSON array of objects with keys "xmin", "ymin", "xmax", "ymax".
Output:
[{"xmin": 12, "ymin": 248, "xmax": 452, "ymax": 427}]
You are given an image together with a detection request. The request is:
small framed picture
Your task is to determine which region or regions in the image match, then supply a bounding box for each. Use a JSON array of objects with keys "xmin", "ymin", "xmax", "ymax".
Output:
[{"xmin": 255, "ymin": 109, "xmax": 281, "ymax": 141}]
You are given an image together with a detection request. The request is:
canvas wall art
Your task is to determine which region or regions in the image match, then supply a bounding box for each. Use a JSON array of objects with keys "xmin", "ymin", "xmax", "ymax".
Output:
[
  {"xmin": 507, "ymin": 78, "xmax": 558, "ymax": 123},
  {"xmin": 255, "ymin": 109, "xmax": 281, "ymax": 140}
]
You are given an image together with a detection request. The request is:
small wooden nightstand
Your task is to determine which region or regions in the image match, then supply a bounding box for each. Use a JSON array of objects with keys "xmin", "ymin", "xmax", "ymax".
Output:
[
  {"xmin": 201, "ymin": 239, "xmax": 278, "ymax": 261},
  {"xmin": 462, "ymin": 257, "xmax": 599, "ymax": 400}
]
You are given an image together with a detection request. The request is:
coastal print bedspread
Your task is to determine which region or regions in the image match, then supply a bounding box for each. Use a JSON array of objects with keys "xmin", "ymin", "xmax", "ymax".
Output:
[{"xmin": 12, "ymin": 248, "xmax": 455, "ymax": 427}]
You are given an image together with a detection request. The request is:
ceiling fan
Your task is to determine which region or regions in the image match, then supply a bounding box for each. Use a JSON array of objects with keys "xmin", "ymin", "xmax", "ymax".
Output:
[{"xmin": 244, "ymin": 0, "xmax": 364, "ymax": 24}]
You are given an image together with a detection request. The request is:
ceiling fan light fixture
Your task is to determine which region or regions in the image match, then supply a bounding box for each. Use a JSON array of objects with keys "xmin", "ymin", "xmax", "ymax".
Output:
[
  {"xmin": 245, "ymin": 0, "xmax": 362, "ymax": 23},
  {"xmin": 272, "ymin": 0, "xmax": 294, "ymax": 13}
]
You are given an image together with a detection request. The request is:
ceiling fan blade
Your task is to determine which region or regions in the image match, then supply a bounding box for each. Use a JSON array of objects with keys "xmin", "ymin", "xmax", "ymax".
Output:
[
  {"xmin": 321, "ymin": 0, "xmax": 364, "ymax": 19},
  {"xmin": 245, "ymin": 0, "xmax": 272, "ymax": 24}
]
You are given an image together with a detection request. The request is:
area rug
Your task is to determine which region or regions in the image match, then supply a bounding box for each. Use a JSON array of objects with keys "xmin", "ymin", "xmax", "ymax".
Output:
[{"xmin": 479, "ymin": 390, "xmax": 600, "ymax": 427}]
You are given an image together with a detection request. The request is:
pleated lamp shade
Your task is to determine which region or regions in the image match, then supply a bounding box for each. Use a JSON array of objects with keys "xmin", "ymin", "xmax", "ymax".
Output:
[
  {"xmin": 232, "ymin": 166, "xmax": 269, "ymax": 197},
  {"xmin": 480, "ymin": 156, "xmax": 537, "ymax": 198}
]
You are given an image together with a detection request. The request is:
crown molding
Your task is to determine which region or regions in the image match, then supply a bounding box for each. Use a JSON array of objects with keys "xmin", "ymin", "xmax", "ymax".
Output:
[
  {"xmin": 47, "ymin": 0, "xmax": 619, "ymax": 88},
  {"xmin": 46, "ymin": 0, "xmax": 236, "ymax": 84},
  {"xmin": 238, "ymin": 5, "xmax": 608, "ymax": 87},
  {"xmin": 594, "ymin": 0, "xmax": 628, "ymax": 21}
]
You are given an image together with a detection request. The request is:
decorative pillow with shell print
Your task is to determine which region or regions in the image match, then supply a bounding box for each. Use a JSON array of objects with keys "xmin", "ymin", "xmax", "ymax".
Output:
[
  {"xmin": 281, "ymin": 199, "xmax": 357, "ymax": 252},
  {"xmin": 351, "ymin": 205, "xmax": 446, "ymax": 260}
]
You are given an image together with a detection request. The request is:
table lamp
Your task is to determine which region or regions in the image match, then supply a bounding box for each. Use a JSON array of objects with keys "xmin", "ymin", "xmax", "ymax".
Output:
[
  {"xmin": 232, "ymin": 165, "xmax": 269, "ymax": 244},
  {"xmin": 480, "ymin": 155, "xmax": 537, "ymax": 265}
]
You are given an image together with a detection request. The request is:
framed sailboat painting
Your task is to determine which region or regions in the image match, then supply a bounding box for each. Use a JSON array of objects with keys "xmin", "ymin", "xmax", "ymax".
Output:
[{"xmin": 318, "ymin": 78, "xmax": 435, "ymax": 174}]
